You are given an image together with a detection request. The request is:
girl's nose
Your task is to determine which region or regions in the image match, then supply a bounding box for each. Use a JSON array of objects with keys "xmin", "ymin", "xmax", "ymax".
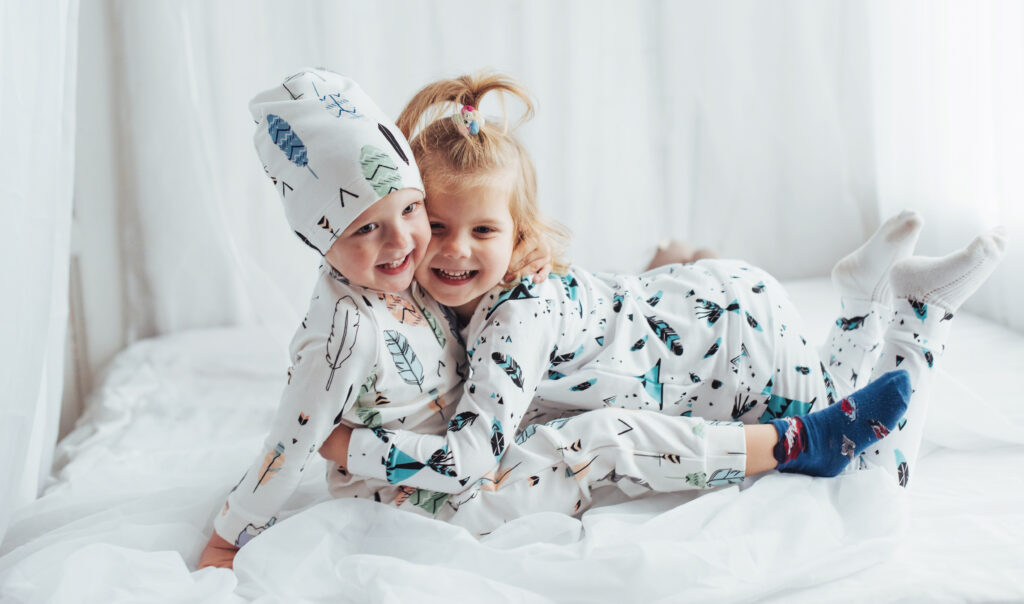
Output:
[{"xmin": 441, "ymin": 232, "xmax": 470, "ymax": 258}]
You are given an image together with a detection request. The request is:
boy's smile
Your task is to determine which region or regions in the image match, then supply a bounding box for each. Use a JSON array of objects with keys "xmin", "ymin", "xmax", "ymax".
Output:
[
  {"xmin": 377, "ymin": 253, "xmax": 413, "ymax": 275},
  {"xmin": 324, "ymin": 188, "xmax": 429, "ymax": 293}
]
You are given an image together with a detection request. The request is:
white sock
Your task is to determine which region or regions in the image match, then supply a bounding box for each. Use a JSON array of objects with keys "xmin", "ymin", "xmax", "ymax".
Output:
[
  {"xmin": 832, "ymin": 210, "xmax": 923, "ymax": 304},
  {"xmin": 890, "ymin": 227, "xmax": 1007, "ymax": 312}
]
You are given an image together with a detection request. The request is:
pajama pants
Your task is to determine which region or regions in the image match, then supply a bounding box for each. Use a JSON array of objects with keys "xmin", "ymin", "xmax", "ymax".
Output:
[
  {"xmin": 430, "ymin": 408, "xmax": 747, "ymax": 536},
  {"xmin": 817, "ymin": 295, "xmax": 951, "ymax": 485},
  {"xmin": 396, "ymin": 293, "xmax": 950, "ymax": 534}
]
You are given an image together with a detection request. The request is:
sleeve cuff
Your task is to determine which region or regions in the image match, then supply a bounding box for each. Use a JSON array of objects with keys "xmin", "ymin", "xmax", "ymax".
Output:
[
  {"xmin": 346, "ymin": 427, "xmax": 391, "ymax": 481},
  {"xmin": 704, "ymin": 422, "xmax": 748, "ymax": 477},
  {"xmin": 213, "ymin": 502, "xmax": 277, "ymax": 548}
]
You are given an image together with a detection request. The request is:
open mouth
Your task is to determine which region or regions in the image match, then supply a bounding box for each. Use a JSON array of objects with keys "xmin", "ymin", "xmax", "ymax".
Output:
[
  {"xmin": 376, "ymin": 253, "xmax": 411, "ymax": 275},
  {"xmin": 433, "ymin": 268, "xmax": 478, "ymax": 284}
]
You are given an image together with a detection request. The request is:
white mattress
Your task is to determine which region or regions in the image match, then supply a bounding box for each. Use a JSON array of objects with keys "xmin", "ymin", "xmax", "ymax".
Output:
[{"xmin": 2, "ymin": 278, "xmax": 1023, "ymax": 603}]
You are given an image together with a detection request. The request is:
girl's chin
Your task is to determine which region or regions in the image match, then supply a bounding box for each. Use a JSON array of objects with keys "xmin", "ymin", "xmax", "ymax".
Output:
[{"xmin": 437, "ymin": 290, "xmax": 477, "ymax": 309}]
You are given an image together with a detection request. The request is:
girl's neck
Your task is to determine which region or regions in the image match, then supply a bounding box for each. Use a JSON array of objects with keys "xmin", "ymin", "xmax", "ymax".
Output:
[{"xmin": 453, "ymin": 296, "xmax": 483, "ymax": 323}]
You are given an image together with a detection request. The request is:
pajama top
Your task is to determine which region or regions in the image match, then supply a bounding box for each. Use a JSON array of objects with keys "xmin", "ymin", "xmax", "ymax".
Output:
[
  {"xmin": 214, "ymin": 264, "xmax": 467, "ymax": 547},
  {"xmin": 347, "ymin": 260, "xmax": 811, "ymax": 492}
]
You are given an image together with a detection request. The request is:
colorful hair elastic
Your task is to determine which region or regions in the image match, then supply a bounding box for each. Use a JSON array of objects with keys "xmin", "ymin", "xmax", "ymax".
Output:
[{"xmin": 451, "ymin": 105, "xmax": 484, "ymax": 136}]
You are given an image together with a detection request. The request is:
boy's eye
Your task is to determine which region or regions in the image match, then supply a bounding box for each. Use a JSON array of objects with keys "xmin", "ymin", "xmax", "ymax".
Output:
[
  {"xmin": 403, "ymin": 202, "xmax": 421, "ymax": 215},
  {"xmin": 355, "ymin": 223, "xmax": 377, "ymax": 235}
]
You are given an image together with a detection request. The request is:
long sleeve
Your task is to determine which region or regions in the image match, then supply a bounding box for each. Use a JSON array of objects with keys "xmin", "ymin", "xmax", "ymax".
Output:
[
  {"xmin": 214, "ymin": 291, "xmax": 377, "ymax": 547},
  {"xmin": 346, "ymin": 288, "xmax": 560, "ymax": 493}
]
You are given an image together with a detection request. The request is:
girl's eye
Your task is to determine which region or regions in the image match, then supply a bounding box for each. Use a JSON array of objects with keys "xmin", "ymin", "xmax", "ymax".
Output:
[
  {"xmin": 473, "ymin": 226, "xmax": 495, "ymax": 235},
  {"xmin": 429, "ymin": 222, "xmax": 444, "ymax": 231},
  {"xmin": 355, "ymin": 223, "xmax": 377, "ymax": 235}
]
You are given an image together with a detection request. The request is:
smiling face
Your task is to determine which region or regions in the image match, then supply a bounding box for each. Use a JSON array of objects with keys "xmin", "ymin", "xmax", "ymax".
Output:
[
  {"xmin": 323, "ymin": 188, "xmax": 429, "ymax": 293},
  {"xmin": 415, "ymin": 178, "xmax": 516, "ymax": 321}
]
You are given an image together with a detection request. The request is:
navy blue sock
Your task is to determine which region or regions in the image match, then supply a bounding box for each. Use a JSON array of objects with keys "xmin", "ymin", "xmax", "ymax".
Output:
[{"xmin": 770, "ymin": 370, "xmax": 911, "ymax": 477}]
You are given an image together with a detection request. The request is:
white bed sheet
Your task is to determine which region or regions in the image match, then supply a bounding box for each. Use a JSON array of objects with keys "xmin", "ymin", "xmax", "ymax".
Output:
[{"xmin": 2, "ymin": 278, "xmax": 1023, "ymax": 603}]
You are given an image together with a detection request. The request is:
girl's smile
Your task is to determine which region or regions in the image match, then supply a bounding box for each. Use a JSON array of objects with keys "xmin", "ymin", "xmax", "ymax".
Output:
[{"xmin": 432, "ymin": 268, "xmax": 479, "ymax": 283}]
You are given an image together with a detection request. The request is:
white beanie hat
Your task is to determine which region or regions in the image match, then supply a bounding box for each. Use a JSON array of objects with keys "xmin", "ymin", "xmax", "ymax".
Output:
[{"xmin": 250, "ymin": 68, "xmax": 423, "ymax": 256}]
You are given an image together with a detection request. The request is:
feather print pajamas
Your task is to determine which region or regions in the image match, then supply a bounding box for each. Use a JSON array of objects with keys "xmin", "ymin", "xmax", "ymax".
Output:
[
  {"xmin": 225, "ymin": 70, "xmax": 788, "ymax": 545},
  {"xmin": 347, "ymin": 260, "xmax": 945, "ymax": 534},
  {"xmin": 214, "ymin": 271, "xmax": 469, "ymax": 546}
]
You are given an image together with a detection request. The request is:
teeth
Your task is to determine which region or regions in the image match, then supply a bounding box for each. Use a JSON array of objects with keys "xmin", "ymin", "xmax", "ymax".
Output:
[
  {"xmin": 438, "ymin": 269, "xmax": 472, "ymax": 280},
  {"xmin": 379, "ymin": 256, "xmax": 405, "ymax": 269}
]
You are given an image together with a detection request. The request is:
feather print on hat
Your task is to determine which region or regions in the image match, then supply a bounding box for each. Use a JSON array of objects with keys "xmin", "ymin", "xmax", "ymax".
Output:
[
  {"xmin": 360, "ymin": 145, "xmax": 403, "ymax": 196},
  {"xmin": 378, "ymin": 123, "xmax": 410, "ymax": 165},
  {"xmin": 267, "ymin": 114, "xmax": 319, "ymax": 178}
]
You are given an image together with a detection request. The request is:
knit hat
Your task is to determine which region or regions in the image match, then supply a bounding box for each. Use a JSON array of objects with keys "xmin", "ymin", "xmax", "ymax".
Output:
[{"xmin": 250, "ymin": 68, "xmax": 423, "ymax": 256}]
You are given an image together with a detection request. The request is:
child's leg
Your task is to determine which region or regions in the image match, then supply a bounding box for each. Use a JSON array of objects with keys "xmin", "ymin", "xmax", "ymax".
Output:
[
  {"xmin": 769, "ymin": 369, "xmax": 910, "ymax": 477},
  {"xmin": 861, "ymin": 229, "xmax": 1006, "ymax": 486},
  {"xmin": 441, "ymin": 374, "xmax": 912, "ymax": 535},
  {"xmin": 441, "ymin": 408, "xmax": 749, "ymax": 535},
  {"xmin": 823, "ymin": 211, "xmax": 922, "ymax": 396}
]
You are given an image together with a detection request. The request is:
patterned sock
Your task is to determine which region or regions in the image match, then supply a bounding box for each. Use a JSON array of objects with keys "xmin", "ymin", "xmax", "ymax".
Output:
[
  {"xmin": 771, "ymin": 370, "xmax": 911, "ymax": 477},
  {"xmin": 831, "ymin": 210, "xmax": 922, "ymax": 304}
]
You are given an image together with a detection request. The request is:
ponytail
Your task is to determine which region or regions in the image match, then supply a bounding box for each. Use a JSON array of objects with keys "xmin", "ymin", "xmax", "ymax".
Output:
[{"xmin": 397, "ymin": 72, "xmax": 570, "ymax": 278}]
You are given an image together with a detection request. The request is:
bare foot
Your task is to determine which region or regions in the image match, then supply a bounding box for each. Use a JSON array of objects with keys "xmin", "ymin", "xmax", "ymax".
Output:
[{"xmin": 645, "ymin": 240, "xmax": 717, "ymax": 270}]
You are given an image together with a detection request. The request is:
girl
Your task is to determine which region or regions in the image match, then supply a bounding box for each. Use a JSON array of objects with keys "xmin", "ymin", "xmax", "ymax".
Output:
[{"xmin": 322, "ymin": 73, "xmax": 1005, "ymax": 533}]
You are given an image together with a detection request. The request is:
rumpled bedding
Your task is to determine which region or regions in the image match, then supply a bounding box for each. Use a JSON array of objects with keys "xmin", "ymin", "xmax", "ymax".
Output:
[{"xmin": 2, "ymin": 279, "xmax": 1023, "ymax": 603}]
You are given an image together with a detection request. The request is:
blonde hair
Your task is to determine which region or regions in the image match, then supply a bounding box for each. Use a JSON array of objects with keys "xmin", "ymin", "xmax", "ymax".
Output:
[{"xmin": 396, "ymin": 72, "xmax": 571, "ymax": 279}]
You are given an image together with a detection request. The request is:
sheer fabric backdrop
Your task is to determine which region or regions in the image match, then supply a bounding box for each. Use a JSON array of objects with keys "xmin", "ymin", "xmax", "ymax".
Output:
[
  {"xmin": 101, "ymin": 0, "xmax": 1023, "ymax": 347},
  {"xmin": 0, "ymin": 0, "xmax": 79, "ymax": 542}
]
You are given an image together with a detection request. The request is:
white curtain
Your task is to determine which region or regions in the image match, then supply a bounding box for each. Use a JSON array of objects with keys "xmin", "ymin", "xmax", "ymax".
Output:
[
  {"xmin": 867, "ymin": 1, "xmax": 1024, "ymax": 330},
  {"xmin": 107, "ymin": 1, "xmax": 867, "ymax": 345},
  {"xmin": 0, "ymin": 0, "xmax": 79, "ymax": 542},
  {"xmin": 101, "ymin": 0, "xmax": 1022, "ymax": 344}
]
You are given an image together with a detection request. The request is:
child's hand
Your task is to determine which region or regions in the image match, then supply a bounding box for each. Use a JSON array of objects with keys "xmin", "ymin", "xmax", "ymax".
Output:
[
  {"xmin": 506, "ymin": 236, "xmax": 552, "ymax": 284},
  {"xmin": 198, "ymin": 531, "xmax": 239, "ymax": 570},
  {"xmin": 320, "ymin": 424, "xmax": 353, "ymax": 466}
]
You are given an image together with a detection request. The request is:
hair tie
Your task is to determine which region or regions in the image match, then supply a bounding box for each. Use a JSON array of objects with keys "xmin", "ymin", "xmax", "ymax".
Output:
[{"xmin": 451, "ymin": 105, "xmax": 484, "ymax": 137}]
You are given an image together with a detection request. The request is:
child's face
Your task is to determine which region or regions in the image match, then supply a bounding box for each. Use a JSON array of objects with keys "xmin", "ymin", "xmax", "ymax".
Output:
[
  {"xmin": 324, "ymin": 188, "xmax": 429, "ymax": 293},
  {"xmin": 415, "ymin": 179, "xmax": 516, "ymax": 320}
]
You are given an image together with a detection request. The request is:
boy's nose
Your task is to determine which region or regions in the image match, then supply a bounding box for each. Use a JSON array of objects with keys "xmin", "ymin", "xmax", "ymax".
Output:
[{"xmin": 386, "ymin": 224, "xmax": 413, "ymax": 251}]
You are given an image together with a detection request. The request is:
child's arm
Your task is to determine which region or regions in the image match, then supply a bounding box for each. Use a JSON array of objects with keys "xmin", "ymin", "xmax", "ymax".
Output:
[
  {"xmin": 342, "ymin": 287, "xmax": 559, "ymax": 493},
  {"xmin": 210, "ymin": 292, "xmax": 376, "ymax": 552}
]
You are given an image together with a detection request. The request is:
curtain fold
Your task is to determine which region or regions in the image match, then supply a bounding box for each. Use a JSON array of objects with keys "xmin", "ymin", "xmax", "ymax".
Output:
[{"xmin": 0, "ymin": 0, "xmax": 79, "ymax": 542}]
